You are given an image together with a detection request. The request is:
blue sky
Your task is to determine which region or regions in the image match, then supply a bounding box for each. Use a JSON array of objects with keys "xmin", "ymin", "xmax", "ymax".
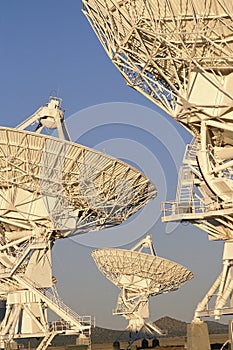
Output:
[{"xmin": 0, "ymin": 1, "xmax": 225, "ymax": 330}]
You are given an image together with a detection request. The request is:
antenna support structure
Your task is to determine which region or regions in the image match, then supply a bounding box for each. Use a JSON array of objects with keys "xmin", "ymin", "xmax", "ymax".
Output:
[
  {"xmin": 0, "ymin": 97, "xmax": 156, "ymax": 349},
  {"xmin": 92, "ymin": 235, "xmax": 193, "ymax": 348},
  {"xmin": 82, "ymin": 0, "xmax": 233, "ymax": 343}
]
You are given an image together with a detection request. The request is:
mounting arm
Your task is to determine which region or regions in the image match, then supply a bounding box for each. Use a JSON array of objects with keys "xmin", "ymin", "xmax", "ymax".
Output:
[{"xmin": 16, "ymin": 97, "xmax": 71, "ymax": 141}]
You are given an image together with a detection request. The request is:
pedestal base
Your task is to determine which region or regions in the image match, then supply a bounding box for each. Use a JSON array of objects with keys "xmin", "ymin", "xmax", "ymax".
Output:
[
  {"xmin": 229, "ymin": 320, "xmax": 233, "ymax": 350},
  {"xmin": 187, "ymin": 322, "xmax": 210, "ymax": 350}
]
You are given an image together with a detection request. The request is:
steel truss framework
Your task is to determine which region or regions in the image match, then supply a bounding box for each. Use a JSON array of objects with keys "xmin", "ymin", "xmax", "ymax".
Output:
[
  {"xmin": 0, "ymin": 128, "xmax": 156, "ymax": 235},
  {"xmin": 82, "ymin": 0, "xmax": 233, "ymax": 326},
  {"xmin": 162, "ymin": 136, "xmax": 233, "ymax": 320},
  {"xmin": 0, "ymin": 98, "xmax": 156, "ymax": 349},
  {"xmin": 82, "ymin": 0, "xmax": 233, "ymax": 133},
  {"xmin": 92, "ymin": 235, "xmax": 193, "ymax": 343}
]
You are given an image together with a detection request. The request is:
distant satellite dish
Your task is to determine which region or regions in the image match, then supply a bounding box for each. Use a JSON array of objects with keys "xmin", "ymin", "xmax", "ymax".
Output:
[
  {"xmin": 92, "ymin": 235, "xmax": 193, "ymax": 337},
  {"xmin": 0, "ymin": 97, "xmax": 156, "ymax": 349}
]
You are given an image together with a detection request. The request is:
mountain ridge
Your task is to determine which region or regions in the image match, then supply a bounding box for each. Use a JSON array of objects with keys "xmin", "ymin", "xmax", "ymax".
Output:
[
  {"xmin": 16, "ymin": 316, "xmax": 229, "ymax": 346},
  {"xmin": 153, "ymin": 316, "xmax": 228, "ymax": 337},
  {"xmin": 91, "ymin": 316, "xmax": 228, "ymax": 343}
]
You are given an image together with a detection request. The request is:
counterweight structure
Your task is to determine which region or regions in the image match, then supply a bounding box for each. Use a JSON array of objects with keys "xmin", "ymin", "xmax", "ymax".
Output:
[
  {"xmin": 82, "ymin": 0, "xmax": 233, "ymax": 323},
  {"xmin": 92, "ymin": 235, "xmax": 193, "ymax": 347},
  {"xmin": 0, "ymin": 97, "xmax": 157, "ymax": 349}
]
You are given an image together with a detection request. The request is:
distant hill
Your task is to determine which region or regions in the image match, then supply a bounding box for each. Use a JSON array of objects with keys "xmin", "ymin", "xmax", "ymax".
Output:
[
  {"xmin": 91, "ymin": 326, "xmax": 129, "ymax": 344},
  {"xmin": 153, "ymin": 316, "xmax": 228, "ymax": 337},
  {"xmin": 154, "ymin": 316, "xmax": 187, "ymax": 337},
  {"xmin": 17, "ymin": 316, "xmax": 228, "ymax": 347},
  {"xmin": 90, "ymin": 316, "xmax": 228, "ymax": 343},
  {"xmin": 205, "ymin": 320, "xmax": 228, "ymax": 335}
]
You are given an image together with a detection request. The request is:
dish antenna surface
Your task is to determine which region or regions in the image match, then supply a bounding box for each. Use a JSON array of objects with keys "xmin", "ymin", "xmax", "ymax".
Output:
[
  {"xmin": 82, "ymin": 0, "xmax": 233, "ymax": 325},
  {"xmin": 92, "ymin": 235, "xmax": 193, "ymax": 347},
  {"xmin": 0, "ymin": 97, "xmax": 156, "ymax": 349}
]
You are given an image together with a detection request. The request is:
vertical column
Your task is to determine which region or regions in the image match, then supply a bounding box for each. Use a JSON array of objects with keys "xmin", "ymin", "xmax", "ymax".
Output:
[
  {"xmin": 187, "ymin": 322, "xmax": 210, "ymax": 350},
  {"xmin": 229, "ymin": 320, "xmax": 233, "ymax": 350}
]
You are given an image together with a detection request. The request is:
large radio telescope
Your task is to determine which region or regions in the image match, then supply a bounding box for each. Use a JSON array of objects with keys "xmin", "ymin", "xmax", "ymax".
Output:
[
  {"xmin": 0, "ymin": 97, "xmax": 156, "ymax": 350},
  {"xmin": 82, "ymin": 0, "xmax": 233, "ymax": 133},
  {"xmin": 92, "ymin": 235, "xmax": 193, "ymax": 343},
  {"xmin": 82, "ymin": 0, "xmax": 233, "ymax": 326}
]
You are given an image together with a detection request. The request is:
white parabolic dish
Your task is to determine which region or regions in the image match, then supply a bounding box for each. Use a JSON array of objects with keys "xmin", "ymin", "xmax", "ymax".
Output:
[
  {"xmin": 82, "ymin": 0, "xmax": 233, "ymax": 134},
  {"xmin": 92, "ymin": 248, "xmax": 193, "ymax": 296},
  {"xmin": 0, "ymin": 99, "xmax": 157, "ymax": 347},
  {"xmin": 83, "ymin": 0, "xmax": 233, "ymax": 326},
  {"xmin": 0, "ymin": 127, "xmax": 156, "ymax": 237}
]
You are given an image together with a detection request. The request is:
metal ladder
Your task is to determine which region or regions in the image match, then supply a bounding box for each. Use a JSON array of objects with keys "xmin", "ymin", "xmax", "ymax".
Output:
[
  {"xmin": 175, "ymin": 138, "xmax": 200, "ymax": 211},
  {"xmin": 183, "ymin": 137, "xmax": 200, "ymax": 165},
  {"xmin": 176, "ymin": 166, "xmax": 194, "ymax": 208},
  {"xmin": 14, "ymin": 275, "xmax": 92, "ymax": 333}
]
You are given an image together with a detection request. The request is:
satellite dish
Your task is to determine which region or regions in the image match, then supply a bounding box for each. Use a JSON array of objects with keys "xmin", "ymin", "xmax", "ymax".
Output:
[
  {"xmin": 92, "ymin": 235, "xmax": 193, "ymax": 341},
  {"xmin": 0, "ymin": 98, "xmax": 156, "ymax": 349},
  {"xmin": 82, "ymin": 0, "xmax": 233, "ymax": 132},
  {"xmin": 82, "ymin": 0, "xmax": 233, "ymax": 326},
  {"xmin": 0, "ymin": 129, "xmax": 155, "ymax": 236}
]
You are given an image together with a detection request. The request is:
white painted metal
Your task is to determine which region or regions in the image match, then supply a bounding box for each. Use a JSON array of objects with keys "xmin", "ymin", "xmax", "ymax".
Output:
[
  {"xmin": 82, "ymin": 0, "xmax": 233, "ymax": 329},
  {"xmin": 0, "ymin": 98, "xmax": 156, "ymax": 349},
  {"xmin": 92, "ymin": 235, "xmax": 193, "ymax": 334},
  {"xmin": 82, "ymin": 0, "xmax": 233, "ymax": 133}
]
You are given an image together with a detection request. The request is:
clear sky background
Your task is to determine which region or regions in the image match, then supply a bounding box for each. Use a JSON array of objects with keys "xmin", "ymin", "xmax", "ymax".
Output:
[{"xmin": 0, "ymin": 1, "xmax": 225, "ymax": 330}]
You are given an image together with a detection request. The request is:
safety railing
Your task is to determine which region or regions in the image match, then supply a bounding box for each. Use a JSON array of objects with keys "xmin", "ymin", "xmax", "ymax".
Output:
[
  {"xmin": 183, "ymin": 138, "xmax": 200, "ymax": 164},
  {"xmin": 162, "ymin": 196, "xmax": 233, "ymax": 220}
]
